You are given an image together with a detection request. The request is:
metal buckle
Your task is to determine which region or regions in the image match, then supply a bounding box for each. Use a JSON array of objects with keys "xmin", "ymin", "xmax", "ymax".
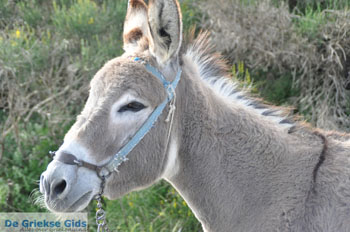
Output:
[
  {"xmin": 98, "ymin": 167, "xmax": 111, "ymax": 179},
  {"xmin": 49, "ymin": 151, "xmax": 56, "ymax": 159},
  {"xmin": 73, "ymin": 159, "xmax": 83, "ymax": 166}
]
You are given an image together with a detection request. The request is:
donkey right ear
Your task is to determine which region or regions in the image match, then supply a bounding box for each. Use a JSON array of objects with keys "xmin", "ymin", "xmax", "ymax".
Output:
[
  {"xmin": 148, "ymin": 0, "xmax": 183, "ymax": 65},
  {"xmin": 123, "ymin": 0, "xmax": 151, "ymax": 53}
]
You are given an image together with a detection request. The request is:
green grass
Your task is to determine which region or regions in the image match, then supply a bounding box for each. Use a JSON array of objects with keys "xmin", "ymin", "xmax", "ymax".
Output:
[
  {"xmin": 0, "ymin": 121, "xmax": 60, "ymax": 212},
  {"xmin": 231, "ymin": 61, "xmax": 298, "ymax": 106},
  {"xmin": 292, "ymin": 4, "xmax": 330, "ymax": 42},
  {"xmin": 252, "ymin": 70, "xmax": 298, "ymax": 105},
  {"xmin": 102, "ymin": 182, "xmax": 201, "ymax": 232},
  {"xmin": 290, "ymin": 0, "xmax": 350, "ymax": 12}
]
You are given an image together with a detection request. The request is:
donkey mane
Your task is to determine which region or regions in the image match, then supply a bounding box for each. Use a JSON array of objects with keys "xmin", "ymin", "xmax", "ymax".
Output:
[{"xmin": 184, "ymin": 31, "xmax": 295, "ymax": 130}]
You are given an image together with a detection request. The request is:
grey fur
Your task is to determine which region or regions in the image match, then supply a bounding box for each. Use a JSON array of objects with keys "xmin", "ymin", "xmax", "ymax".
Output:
[{"xmin": 39, "ymin": 1, "xmax": 350, "ymax": 231}]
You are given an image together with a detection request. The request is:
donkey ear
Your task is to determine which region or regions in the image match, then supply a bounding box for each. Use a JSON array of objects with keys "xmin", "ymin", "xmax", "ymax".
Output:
[
  {"xmin": 123, "ymin": 0, "xmax": 151, "ymax": 53},
  {"xmin": 148, "ymin": 0, "xmax": 183, "ymax": 65}
]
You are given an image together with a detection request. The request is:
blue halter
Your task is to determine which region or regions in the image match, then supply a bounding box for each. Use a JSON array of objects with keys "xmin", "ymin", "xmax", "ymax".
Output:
[{"xmin": 97, "ymin": 57, "xmax": 182, "ymax": 177}]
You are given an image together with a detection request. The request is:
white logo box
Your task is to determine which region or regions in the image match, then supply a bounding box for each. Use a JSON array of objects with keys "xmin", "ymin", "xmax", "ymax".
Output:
[{"xmin": 0, "ymin": 213, "xmax": 88, "ymax": 232}]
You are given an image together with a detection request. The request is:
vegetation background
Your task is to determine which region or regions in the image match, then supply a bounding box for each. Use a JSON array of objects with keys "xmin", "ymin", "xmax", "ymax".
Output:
[{"xmin": 0, "ymin": 0, "xmax": 349, "ymax": 231}]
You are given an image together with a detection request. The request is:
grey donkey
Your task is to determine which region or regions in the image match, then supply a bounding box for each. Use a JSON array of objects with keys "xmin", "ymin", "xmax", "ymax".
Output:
[{"xmin": 39, "ymin": 0, "xmax": 350, "ymax": 231}]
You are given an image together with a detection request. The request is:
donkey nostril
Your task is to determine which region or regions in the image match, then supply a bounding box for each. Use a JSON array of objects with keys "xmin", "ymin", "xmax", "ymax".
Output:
[{"xmin": 53, "ymin": 180, "xmax": 67, "ymax": 196}]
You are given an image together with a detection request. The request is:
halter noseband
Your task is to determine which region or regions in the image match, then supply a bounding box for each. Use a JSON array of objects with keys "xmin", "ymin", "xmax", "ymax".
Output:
[{"xmin": 50, "ymin": 57, "xmax": 182, "ymax": 179}]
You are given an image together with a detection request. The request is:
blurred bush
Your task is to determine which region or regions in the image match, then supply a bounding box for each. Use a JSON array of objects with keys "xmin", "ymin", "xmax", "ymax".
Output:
[
  {"xmin": 199, "ymin": 0, "xmax": 350, "ymax": 131},
  {"xmin": 284, "ymin": 0, "xmax": 350, "ymax": 12}
]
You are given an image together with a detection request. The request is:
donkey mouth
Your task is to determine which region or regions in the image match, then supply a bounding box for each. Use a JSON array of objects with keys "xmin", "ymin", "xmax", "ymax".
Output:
[{"xmin": 66, "ymin": 191, "xmax": 93, "ymax": 212}]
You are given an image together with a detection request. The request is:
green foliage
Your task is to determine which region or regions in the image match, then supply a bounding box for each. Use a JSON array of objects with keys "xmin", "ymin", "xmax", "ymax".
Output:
[
  {"xmin": 293, "ymin": 4, "xmax": 328, "ymax": 41},
  {"xmin": 52, "ymin": 0, "xmax": 126, "ymax": 39},
  {"xmin": 232, "ymin": 61, "xmax": 253, "ymax": 90},
  {"xmin": 103, "ymin": 182, "xmax": 201, "ymax": 232},
  {"xmin": 253, "ymin": 70, "xmax": 297, "ymax": 105},
  {"xmin": 288, "ymin": 0, "xmax": 350, "ymax": 13},
  {"xmin": 181, "ymin": 0, "xmax": 203, "ymax": 32},
  {"xmin": 0, "ymin": 121, "xmax": 57, "ymax": 212},
  {"xmin": 275, "ymin": 0, "xmax": 350, "ymax": 42},
  {"xmin": 231, "ymin": 62, "xmax": 297, "ymax": 105},
  {"xmin": 17, "ymin": 0, "xmax": 47, "ymax": 28},
  {"xmin": 0, "ymin": 0, "xmax": 15, "ymax": 28}
]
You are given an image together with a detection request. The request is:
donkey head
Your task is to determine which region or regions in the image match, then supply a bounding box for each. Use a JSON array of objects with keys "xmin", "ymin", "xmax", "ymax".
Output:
[{"xmin": 40, "ymin": 0, "xmax": 183, "ymax": 212}]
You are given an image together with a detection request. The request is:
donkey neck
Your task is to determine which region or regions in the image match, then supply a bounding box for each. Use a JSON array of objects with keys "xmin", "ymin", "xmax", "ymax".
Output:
[{"xmin": 166, "ymin": 66, "xmax": 324, "ymax": 231}]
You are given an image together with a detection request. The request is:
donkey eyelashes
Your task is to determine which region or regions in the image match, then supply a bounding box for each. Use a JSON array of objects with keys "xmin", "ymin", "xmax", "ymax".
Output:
[{"xmin": 118, "ymin": 101, "xmax": 146, "ymax": 113}]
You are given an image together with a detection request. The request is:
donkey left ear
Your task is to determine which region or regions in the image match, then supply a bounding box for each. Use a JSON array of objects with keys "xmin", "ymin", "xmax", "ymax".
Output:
[
  {"xmin": 148, "ymin": 0, "xmax": 183, "ymax": 65},
  {"xmin": 123, "ymin": 0, "xmax": 151, "ymax": 53}
]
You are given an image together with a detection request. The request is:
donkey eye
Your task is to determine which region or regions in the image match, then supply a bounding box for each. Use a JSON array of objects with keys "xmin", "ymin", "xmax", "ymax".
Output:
[{"xmin": 118, "ymin": 101, "xmax": 146, "ymax": 113}]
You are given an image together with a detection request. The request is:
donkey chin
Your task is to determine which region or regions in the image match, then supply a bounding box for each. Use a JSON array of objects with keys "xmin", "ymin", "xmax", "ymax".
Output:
[
  {"xmin": 44, "ymin": 190, "xmax": 93, "ymax": 213},
  {"xmin": 40, "ymin": 159, "xmax": 101, "ymax": 212}
]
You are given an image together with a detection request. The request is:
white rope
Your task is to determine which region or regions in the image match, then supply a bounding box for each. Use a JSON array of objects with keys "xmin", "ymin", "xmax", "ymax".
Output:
[
  {"xmin": 164, "ymin": 85, "xmax": 177, "ymax": 154},
  {"xmin": 166, "ymin": 84, "xmax": 176, "ymax": 122}
]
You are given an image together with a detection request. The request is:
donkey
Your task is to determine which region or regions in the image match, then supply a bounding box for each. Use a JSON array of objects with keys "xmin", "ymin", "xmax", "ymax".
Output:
[{"xmin": 39, "ymin": 0, "xmax": 350, "ymax": 231}]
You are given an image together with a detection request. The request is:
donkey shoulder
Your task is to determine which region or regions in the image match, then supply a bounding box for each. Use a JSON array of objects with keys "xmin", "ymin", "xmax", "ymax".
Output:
[{"xmin": 303, "ymin": 135, "xmax": 350, "ymax": 232}]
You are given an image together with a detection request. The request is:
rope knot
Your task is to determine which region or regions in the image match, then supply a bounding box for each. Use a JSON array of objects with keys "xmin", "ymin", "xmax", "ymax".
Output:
[{"xmin": 166, "ymin": 104, "xmax": 176, "ymax": 122}]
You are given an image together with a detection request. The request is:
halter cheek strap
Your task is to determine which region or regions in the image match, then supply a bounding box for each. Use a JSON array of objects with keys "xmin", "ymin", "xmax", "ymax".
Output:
[
  {"xmin": 51, "ymin": 151, "xmax": 103, "ymax": 172},
  {"xmin": 51, "ymin": 58, "xmax": 182, "ymax": 179}
]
